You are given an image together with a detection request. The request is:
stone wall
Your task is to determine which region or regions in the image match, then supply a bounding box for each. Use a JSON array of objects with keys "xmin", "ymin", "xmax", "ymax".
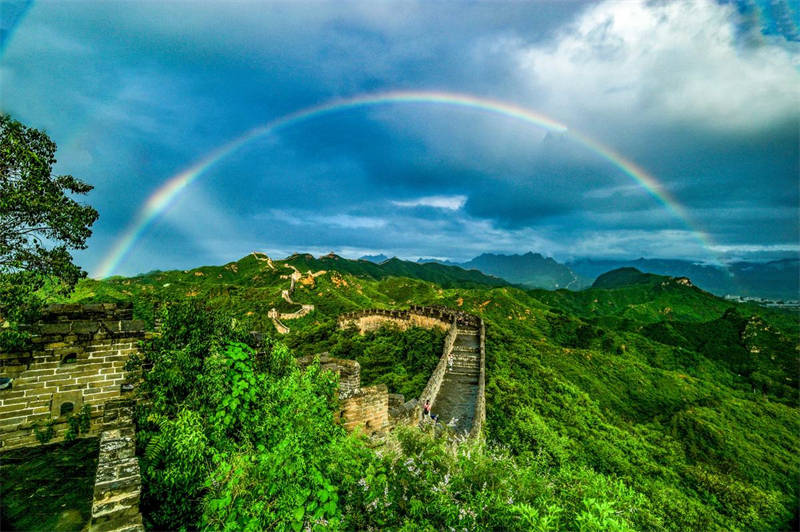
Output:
[
  {"xmin": 279, "ymin": 305, "xmax": 315, "ymax": 320},
  {"xmin": 296, "ymin": 354, "xmax": 361, "ymax": 398},
  {"xmin": 469, "ymin": 321, "xmax": 487, "ymax": 439},
  {"xmin": 0, "ymin": 304, "xmax": 145, "ymax": 451},
  {"xmin": 89, "ymin": 399, "xmax": 143, "ymax": 532},
  {"xmin": 388, "ymin": 397, "xmax": 420, "ymax": 428},
  {"xmin": 306, "ymin": 307, "xmax": 487, "ymax": 438},
  {"xmin": 418, "ymin": 321, "xmax": 459, "ymax": 408},
  {"xmin": 335, "ymin": 384, "xmax": 389, "ymax": 436},
  {"xmin": 297, "ymin": 354, "xmax": 421, "ymax": 435},
  {"xmin": 335, "ymin": 306, "xmax": 487, "ymax": 438},
  {"xmin": 338, "ymin": 305, "xmax": 477, "ymax": 334}
]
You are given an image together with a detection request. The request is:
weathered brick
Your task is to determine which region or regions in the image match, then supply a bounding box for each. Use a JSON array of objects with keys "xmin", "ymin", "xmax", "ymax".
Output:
[
  {"xmin": 21, "ymin": 368, "xmax": 56, "ymax": 379},
  {"xmin": 72, "ymin": 321, "xmax": 101, "ymax": 334},
  {"xmin": 28, "ymin": 361, "xmax": 59, "ymax": 370},
  {"xmin": 0, "ymin": 390, "xmax": 26, "ymax": 401},
  {"xmin": 43, "ymin": 341, "xmax": 68, "ymax": 350},
  {"xmin": 53, "ymin": 347, "xmax": 85, "ymax": 357},
  {"xmin": 120, "ymin": 320, "xmax": 145, "ymax": 332},
  {"xmin": 38, "ymin": 323, "xmax": 71, "ymax": 335}
]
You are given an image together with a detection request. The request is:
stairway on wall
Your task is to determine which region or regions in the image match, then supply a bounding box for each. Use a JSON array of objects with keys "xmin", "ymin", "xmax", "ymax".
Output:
[{"xmin": 431, "ymin": 327, "xmax": 481, "ymax": 435}]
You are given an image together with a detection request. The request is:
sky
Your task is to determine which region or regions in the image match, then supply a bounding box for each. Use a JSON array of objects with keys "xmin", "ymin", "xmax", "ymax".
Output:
[{"xmin": 1, "ymin": 0, "xmax": 798, "ymax": 277}]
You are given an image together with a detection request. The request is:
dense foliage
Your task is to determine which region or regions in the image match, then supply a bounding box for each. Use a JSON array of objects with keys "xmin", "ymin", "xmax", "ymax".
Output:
[
  {"xmin": 63, "ymin": 255, "xmax": 799, "ymax": 531},
  {"xmin": 0, "ymin": 115, "xmax": 98, "ymax": 350},
  {"xmin": 288, "ymin": 320, "xmax": 445, "ymax": 398},
  {"xmin": 130, "ymin": 302, "xmax": 659, "ymax": 532}
]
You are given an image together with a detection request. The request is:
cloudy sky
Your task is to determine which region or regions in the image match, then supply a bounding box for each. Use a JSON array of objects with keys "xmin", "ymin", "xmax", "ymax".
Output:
[{"xmin": 2, "ymin": 0, "xmax": 798, "ymax": 277}]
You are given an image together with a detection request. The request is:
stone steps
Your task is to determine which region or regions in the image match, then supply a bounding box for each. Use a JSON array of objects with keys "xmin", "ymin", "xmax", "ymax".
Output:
[{"xmin": 430, "ymin": 329, "xmax": 483, "ymax": 435}]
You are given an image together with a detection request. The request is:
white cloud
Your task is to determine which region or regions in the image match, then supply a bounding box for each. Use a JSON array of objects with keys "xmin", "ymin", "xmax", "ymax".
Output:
[
  {"xmin": 392, "ymin": 195, "xmax": 468, "ymax": 210},
  {"xmin": 264, "ymin": 210, "xmax": 387, "ymax": 229},
  {"xmin": 510, "ymin": 0, "xmax": 799, "ymax": 133},
  {"xmin": 316, "ymin": 214, "xmax": 388, "ymax": 229},
  {"xmin": 708, "ymin": 244, "xmax": 800, "ymax": 253}
]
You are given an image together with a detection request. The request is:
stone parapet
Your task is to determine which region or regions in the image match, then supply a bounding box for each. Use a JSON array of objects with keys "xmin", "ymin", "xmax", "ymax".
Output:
[
  {"xmin": 0, "ymin": 304, "xmax": 144, "ymax": 451},
  {"xmin": 419, "ymin": 320, "xmax": 459, "ymax": 409},
  {"xmin": 297, "ymin": 354, "xmax": 361, "ymax": 398},
  {"xmin": 334, "ymin": 306, "xmax": 486, "ymax": 438},
  {"xmin": 389, "ymin": 397, "xmax": 420, "ymax": 428},
  {"xmin": 339, "ymin": 305, "xmax": 480, "ymax": 334},
  {"xmin": 469, "ymin": 321, "xmax": 487, "ymax": 439},
  {"xmin": 89, "ymin": 399, "xmax": 143, "ymax": 532},
  {"xmin": 337, "ymin": 384, "xmax": 389, "ymax": 435}
]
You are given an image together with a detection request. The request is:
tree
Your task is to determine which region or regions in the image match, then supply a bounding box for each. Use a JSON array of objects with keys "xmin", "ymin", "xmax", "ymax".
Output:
[{"xmin": 0, "ymin": 115, "xmax": 99, "ymax": 346}]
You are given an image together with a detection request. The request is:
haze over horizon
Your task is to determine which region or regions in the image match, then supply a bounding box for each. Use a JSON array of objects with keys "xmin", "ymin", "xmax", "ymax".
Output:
[{"xmin": 1, "ymin": 0, "xmax": 798, "ymax": 277}]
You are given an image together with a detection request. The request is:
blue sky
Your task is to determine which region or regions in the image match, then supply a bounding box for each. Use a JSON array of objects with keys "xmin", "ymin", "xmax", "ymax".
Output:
[{"xmin": 1, "ymin": 0, "xmax": 798, "ymax": 277}]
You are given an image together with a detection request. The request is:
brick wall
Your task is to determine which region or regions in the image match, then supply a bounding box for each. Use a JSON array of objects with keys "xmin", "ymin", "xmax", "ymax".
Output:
[
  {"xmin": 389, "ymin": 397, "xmax": 420, "ymax": 428},
  {"xmin": 0, "ymin": 304, "xmax": 145, "ymax": 451},
  {"xmin": 296, "ymin": 354, "xmax": 361, "ymax": 398},
  {"xmin": 336, "ymin": 384, "xmax": 389, "ymax": 435},
  {"xmin": 338, "ymin": 305, "xmax": 479, "ymax": 334}
]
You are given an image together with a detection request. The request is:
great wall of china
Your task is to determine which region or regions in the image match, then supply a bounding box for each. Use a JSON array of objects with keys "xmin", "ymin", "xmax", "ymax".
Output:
[
  {"xmin": 0, "ymin": 302, "xmax": 486, "ymax": 530},
  {"xmin": 0, "ymin": 304, "xmax": 145, "ymax": 532},
  {"xmin": 336, "ymin": 305, "xmax": 486, "ymax": 437},
  {"xmin": 268, "ymin": 263, "xmax": 322, "ymax": 334}
]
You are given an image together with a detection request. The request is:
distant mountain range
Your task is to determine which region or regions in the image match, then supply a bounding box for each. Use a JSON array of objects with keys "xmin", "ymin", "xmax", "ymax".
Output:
[
  {"xmin": 287, "ymin": 253, "xmax": 508, "ymax": 289},
  {"xmin": 569, "ymin": 257, "xmax": 799, "ymax": 300},
  {"xmin": 360, "ymin": 252, "xmax": 799, "ymax": 300},
  {"xmin": 362, "ymin": 252, "xmax": 583, "ymax": 290},
  {"xmin": 454, "ymin": 252, "xmax": 584, "ymax": 290}
]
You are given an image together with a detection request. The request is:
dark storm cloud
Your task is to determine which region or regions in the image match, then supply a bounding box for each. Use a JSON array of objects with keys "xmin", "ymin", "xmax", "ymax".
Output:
[{"xmin": 1, "ymin": 0, "xmax": 797, "ymax": 275}]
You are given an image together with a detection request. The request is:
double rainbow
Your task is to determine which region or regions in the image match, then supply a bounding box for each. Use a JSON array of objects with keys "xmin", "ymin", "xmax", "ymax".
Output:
[{"xmin": 96, "ymin": 90, "xmax": 708, "ymax": 278}]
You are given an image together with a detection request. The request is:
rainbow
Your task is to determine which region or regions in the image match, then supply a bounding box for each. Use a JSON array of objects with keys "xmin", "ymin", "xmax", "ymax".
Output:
[{"xmin": 96, "ymin": 90, "xmax": 710, "ymax": 278}]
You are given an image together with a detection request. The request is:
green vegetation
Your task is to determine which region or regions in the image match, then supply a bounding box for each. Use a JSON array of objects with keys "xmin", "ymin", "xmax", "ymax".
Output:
[
  {"xmin": 127, "ymin": 301, "xmax": 655, "ymax": 532},
  {"xmin": 0, "ymin": 115, "xmax": 98, "ymax": 351},
  {"xmin": 288, "ymin": 321, "xmax": 446, "ymax": 398},
  {"xmin": 60, "ymin": 256, "xmax": 799, "ymax": 531}
]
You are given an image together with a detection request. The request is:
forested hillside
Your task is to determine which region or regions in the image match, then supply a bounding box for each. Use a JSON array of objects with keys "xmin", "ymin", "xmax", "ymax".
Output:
[{"xmin": 59, "ymin": 254, "xmax": 799, "ymax": 531}]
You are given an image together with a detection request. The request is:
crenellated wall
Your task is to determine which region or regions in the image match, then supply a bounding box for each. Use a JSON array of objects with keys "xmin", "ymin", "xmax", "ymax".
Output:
[
  {"xmin": 335, "ymin": 384, "xmax": 389, "ymax": 435},
  {"xmin": 270, "ymin": 265, "xmax": 315, "ymax": 334},
  {"xmin": 338, "ymin": 305, "xmax": 479, "ymax": 334},
  {"xmin": 0, "ymin": 303, "xmax": 145, "ymax": 451},
  {"xmin": 332, "ymin": 306, "xmax": 487, "ymax": 438}
]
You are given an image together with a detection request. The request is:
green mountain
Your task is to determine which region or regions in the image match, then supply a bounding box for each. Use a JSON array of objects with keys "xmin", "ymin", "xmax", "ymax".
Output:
[
  {"xmin": 590, "ymin": 266, "xmax": 666, "ymax": 288},
  {"xmin": 60, "ymin": 257, "xmax": 799, "ymax": 531},
  {"xmin": 530, "ymin": 267, "xmax": 736, "ymax": 323},
  {"xmin": 458, "ymin": 252, "xmax": 586, "ymax": 289},
  {"xmin": 417, "ymin": 251, "xmax": 586, "ymax": 289},
  {"xmin": 570, "ymin": 257, "xmax": 800, "ymax": 300}
]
